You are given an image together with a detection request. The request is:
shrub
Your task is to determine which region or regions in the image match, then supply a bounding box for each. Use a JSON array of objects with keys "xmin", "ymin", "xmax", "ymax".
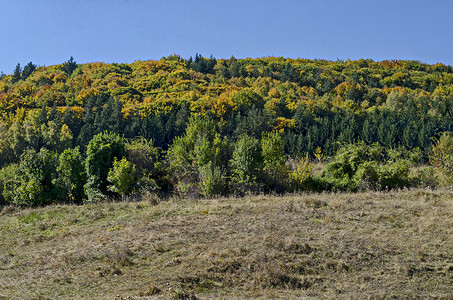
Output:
[
  {"xmin": 107, "ymin": 158, "xmax": 136, "ymax": 198},
  {"xmin": 378, "ymin": 159, "xmax": 411, "ymax": 189},
  {"xmin": 352, "ymin": 161, "xmax": 380, "ymax": 190},
  {"xmin": 126, "ymin": 138, "xmax": 162, "ymax": 193},
  {"xmin": 324, "ymin": 142, "xmax": 379, "ymax": 181},
  {"xmin": 167, "ymin": 116, "xmax": 229, "ymax": 197},
  {"xmin": 429, "ymin": 132, "xmax": 453, "ymax": 183},
  {"xmin": 289, "ymin": 154, "xmax": 313, "ymax": 191},
  {"xmin": 3, "ymin": 149, "xmax": 62, "ymax": 206},
  {"xmin": 261, "ymin": 132, "xmax": 288, "ymax": 191},
  {"xmin": 199, "ymin": 161, "xmax": 224, "ymax": 197},
  {"xmin": 324, "ymin": 142, "xmax": 417, "ymax": 191},
  {"xmin": 230, "ymin": 135, "xmax": 263, "ymax": 193},
  {"xmin": 58, "ymin": 146, "xmax": 86, "ymax": 203},
  {"xmin": 85, "ymin": 132, "xmax": 126, "ymax": 202},
  {"xmin": 0, "ymin": 164, "xmax": 17, "ymax": 206},
  {"xmin": 410, "ymin": 165, "xmax": 439, "ymax": 188}
]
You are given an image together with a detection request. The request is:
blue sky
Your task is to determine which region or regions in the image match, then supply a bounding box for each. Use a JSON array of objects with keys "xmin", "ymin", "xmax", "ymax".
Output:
[{"xmin": 1, "ymin": 0, "xmax": 453, "ymax": 74}]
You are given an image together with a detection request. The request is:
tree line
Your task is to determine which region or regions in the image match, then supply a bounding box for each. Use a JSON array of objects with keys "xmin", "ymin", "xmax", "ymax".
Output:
[{"xmin": 0, "ymin": 55, "xmax": 452, "ymax": 206}]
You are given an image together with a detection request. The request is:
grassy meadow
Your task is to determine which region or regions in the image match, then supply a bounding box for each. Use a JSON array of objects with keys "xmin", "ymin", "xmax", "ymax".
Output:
[{"xmin": 0, "ymin": 188, "xmax": 452, "ymax": 299}]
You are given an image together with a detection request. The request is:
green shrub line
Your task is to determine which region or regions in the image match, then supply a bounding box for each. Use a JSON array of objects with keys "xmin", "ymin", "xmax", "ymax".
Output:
[{"xmin": 1, "ymin": 121, "xmax": 451, "ymax": 207}]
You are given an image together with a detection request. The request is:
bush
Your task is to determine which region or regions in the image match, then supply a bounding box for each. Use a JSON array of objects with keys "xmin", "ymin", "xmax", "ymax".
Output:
[
  {"xmin": 378, "ymin": 159, "xmax": 411, "ymax": 189},
  {"xmin": 85, "ymin": 132, "xmax": 126, "ymax": 202},
  {"xmin": 289, "ymin": 154, "xmax": 313, "ymax": 191},
  {"xmin": 199, "ymin": 161, "xmax": 224, "ymax": 197},
  {"xmin": 410, "ymin": 165, "xmax": 439, "ymax": 188},
  {"xmin": 353, "ymin": 161, "xmax": 380, "ymax": 190},
  {"xmin": 0, "ymin": 164, "xmax": 17, "ymax": 206},
  {"xmin": 324, "ymin": 142, "xmax": 417, "ymax": 191},
  {"xmin": 107, "ymin": 158, "xmax": 136, "ymax": 198},
  {"xmin": 126, "ymin": 138, "xmax": 162, "ymax": 193},
  {"xmin": 58, "ymin": 146, "xmax": 86, "ymax": 203},
  {"xmin": 3, "ymin": 149, "xmax": 62, "ymax": 206},
  {"xmin": 230, "ymin": 135, "xmax": 263, "ymax": 193},
  {"xmin": 429, "ymin": 132, "xmax": 453, "ymax": 183},
  {"xmin": 261, "ymin": 132, "xmax": 288, "ymax": 191},
  {"xmin": 167, "ymin": 116, "xmax": 229, "ymax": 197}
]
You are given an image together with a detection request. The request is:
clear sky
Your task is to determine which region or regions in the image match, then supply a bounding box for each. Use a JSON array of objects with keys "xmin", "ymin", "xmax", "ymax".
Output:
[{"xmin": 1, "ymin": 0, "xmax": 453, "ymax": 74}]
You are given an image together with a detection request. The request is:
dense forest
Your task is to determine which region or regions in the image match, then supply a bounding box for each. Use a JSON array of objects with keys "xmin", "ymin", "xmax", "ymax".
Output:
[{"xmin": 0, "ymin": 55, "xmax": 451, "ymax": 205}]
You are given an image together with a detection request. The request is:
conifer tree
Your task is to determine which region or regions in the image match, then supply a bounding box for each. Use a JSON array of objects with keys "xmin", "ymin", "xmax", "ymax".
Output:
[{"xmin": 11, "ymin": 63, "xmax": 22, "ymax": 84}]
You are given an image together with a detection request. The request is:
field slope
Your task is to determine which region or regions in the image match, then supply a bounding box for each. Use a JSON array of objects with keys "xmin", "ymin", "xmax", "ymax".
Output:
[{"xmin": 0, "ymin": 189, "xmax": 452, "ymax": 299}]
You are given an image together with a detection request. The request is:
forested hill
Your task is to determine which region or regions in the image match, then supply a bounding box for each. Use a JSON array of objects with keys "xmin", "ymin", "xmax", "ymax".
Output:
[
  {"xmin": 0, "ymin": 55, "xmax": 452, "ymax": 204},
  {"xmin": 1, "ymin": 55, "xmax": 452, "ymax": 160}
]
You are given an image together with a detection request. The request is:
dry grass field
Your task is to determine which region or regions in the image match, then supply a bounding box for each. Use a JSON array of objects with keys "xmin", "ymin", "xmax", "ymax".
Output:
[{"xmin": 0, "ymin": 188, "xmax": 452, "ymax": 299}]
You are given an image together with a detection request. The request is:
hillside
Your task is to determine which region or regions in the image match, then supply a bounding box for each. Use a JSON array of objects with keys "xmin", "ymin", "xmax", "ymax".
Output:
[
  {"xmin": 1, "ymin": 56, "xmax": 452, "ymax": 158},
  {"xmin": 0, "ymin": 189, "xmax": 452, "ymax": 299},
  {"xmin": 0, "ymin": 56, "xmax": 452, "ymax": 205}
]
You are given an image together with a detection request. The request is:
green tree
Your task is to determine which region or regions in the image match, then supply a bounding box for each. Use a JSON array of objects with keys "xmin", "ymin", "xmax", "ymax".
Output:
[
  {"xmin": 61, "ymin": 56, "xmax": 78, "ymax": 76},
  {"xmin": 261, "ymin": 132, "xmax": 288, "ymax": 190},
  {"xmin": 107, "ymin": 158, "xmax": 136, "ymax": 198},
  {"xmin": 229, "ymin": 56, "xmax": 240, "ymax": 77},
  {"xmin": 85, "ymin": 132, "xmax": 126, "ymax": 202},
  {"xmin": 0, "ymin": 164, "xmax": 16, "ymax": 205},
  {"xmin": 11, "ymin": 63, "xmax": 22, "ymax": 84},
  {"xmin": 21, "ymin": 62, "xmax": 37, "ymax": 80},
  {"xmin": 429, "ymin": 132, "xmax": 453, "ymax": 183},
  {"xmin": 280, "ymin": 62, "xmax": 297, "ymax": 82},
  {"xmin": 8, "ymin": 121, "xmax": 27, "ymax": 159},
  {"xmin": 232, "ymin": 89, "xmax": 265, "ymax": 113},
  {"xmin": 58, "ymin": 147, "xmax": 86, "ymax": 203},
  {"xmin": 167, "ymin": 116, "xmax": 229, "ymax": 197},
  {"xmin": 126, "ymin": 138, "xmax": 162, "ymax": 192},
  {"xmin": 3, "ymin": 149, "xmax": 61, "ymax": 206},
  {"xmin": 230, "ymin": 135, "xmax": 263, "ymax": 191}
]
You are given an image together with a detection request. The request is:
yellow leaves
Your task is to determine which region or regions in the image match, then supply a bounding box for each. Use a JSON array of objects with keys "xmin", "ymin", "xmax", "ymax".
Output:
[
  {"xmin": 273, "ymin": 117, "xmax": 297, "ymax": 132},
  {"xmin": 432, "ymin": 84, "xmax": 453, "ymax": 98},
  {"xmin": 64, "ymin": 106, "xmax": 84, "ymax": 118},
  {"xmin": 139, "ymin": 98, "xmax": 176, "ymax": 116},
  {"xmin": 334, "ymin": 81, "xmax": 364, "ymax": 98},
  {"xmin": 289, "ymin": 154, "xmax": 312, "ymax": 186},
  {"xmin": 76, "ymin": 88, "xmax": 99, "ymax": 104},
  {"xmin": 301, "ymin": 86, "xmax": 318, "ymax": 98},
  {"xmin": 107, "ymin": 77, "xmax": 128, "ymax": 91},
  {"xmin": 60, "ymin": 124, "xmax": 73, "ymax": 146},
  {"xmin": 313, "ymin": 147, "xmax": 324, "ymax": 161},
  {"xmin": 0, "ymin": 81, "xmax": 8, "ymax": 93},
  {"xmin": 133, "ymin": 61, "xmax": 171, "ymax": 76},
  {"xmin": 268, "ymin": 88, "xmax": 280, "ymax": 98},
  {"xmin": 189, "ymin": 94, "xmax": 214, "ymax": 115},
  {"xmin": 286, "ymin": 100, "xmax": 301, "ymax": 112},
  {"xmin": 51, "ymin": 72, "xmax": 67, "ymax": 83},
  {"xmin": 16, "ymin": 83, "xmax": 36, "ymax": 98},
  {"xmin": 121, "ymin": 106, "xmax": 136, "ymax": 120},
  {"xmin": 213, "ymin": 91, "xmax": 238, "ymax": 118}
]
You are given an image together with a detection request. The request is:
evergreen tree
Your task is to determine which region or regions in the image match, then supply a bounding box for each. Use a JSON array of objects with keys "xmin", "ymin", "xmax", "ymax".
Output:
[
  {"xmin": 48, "ymin": 103, "xmax": 61, "ymax": 126},
  {"xmin": 21, "ymin": 62, "xmax": 37, "ymax": 80},
  {"xmin": 280, "ymin": 62, "xmax": 297, "ymax": 82},
  {"xmin": 229, "ymin": 56, "xmax": 240, "ymax": 77},
  {"xmin": 61, "ymin": 56, "xmax": 78, "ymax": 76},
  {"xmin": 11, "ymin": 63, "xmax": 22, "ymax": 84},
  {"xmin": 38, "ymin": 104, "xmax": 48, "ymax": 125}
]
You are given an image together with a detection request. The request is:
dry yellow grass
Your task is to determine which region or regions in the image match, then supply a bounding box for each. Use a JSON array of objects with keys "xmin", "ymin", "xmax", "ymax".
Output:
[{"xmin": 0, "ymin": 188, "xmax": 452, "ymax": 299}]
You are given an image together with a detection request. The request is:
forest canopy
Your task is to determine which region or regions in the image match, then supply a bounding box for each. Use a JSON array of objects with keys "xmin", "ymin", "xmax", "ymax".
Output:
[{"xmin": 0, "ymin": 55, "xmax": 452, "ymax": 205}]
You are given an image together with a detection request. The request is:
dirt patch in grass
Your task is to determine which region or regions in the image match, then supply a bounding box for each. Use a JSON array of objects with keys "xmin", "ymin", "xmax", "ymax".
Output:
[{"xmin": 0, "ymin": 188, "xmax": 452, "ymax": 299}]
